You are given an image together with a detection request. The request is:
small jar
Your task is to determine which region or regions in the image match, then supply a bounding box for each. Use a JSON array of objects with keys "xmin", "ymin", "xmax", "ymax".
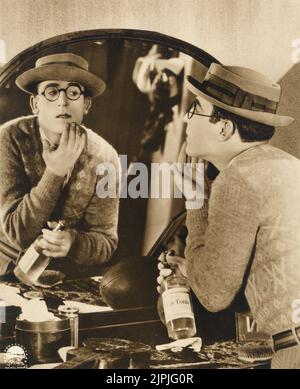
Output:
[{"xmin": 58, "ymin": 305, "xmax": 79, "ymax": 348}]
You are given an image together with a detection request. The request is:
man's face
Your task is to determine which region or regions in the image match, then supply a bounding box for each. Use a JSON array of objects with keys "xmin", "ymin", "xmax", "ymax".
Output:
[
  {"xmin": 32, "ymin": 80, "xmax": 91, "ymax": 135},
  {"xmin": 185, "ymin": 96, "xmax": 220, "ymax": 158}
]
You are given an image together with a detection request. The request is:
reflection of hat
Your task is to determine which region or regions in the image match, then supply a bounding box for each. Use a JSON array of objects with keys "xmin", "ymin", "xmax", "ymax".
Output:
[
  {"xmin": 186, "ymin": 63, "xmax": 294, "ymax": 127},
  {"xmin": 16, "ymin": 53, "xmax": 106, "ymax": 97}
]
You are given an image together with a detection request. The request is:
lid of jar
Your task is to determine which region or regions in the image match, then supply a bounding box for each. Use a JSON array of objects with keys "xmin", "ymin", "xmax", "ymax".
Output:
[
  {"xmin": 58, "ymin": 305, "xmax": 79, "ymax": 316},
  {"xmin": 23, "ymin": 291, "xmax": 43, "ymax": 300}
]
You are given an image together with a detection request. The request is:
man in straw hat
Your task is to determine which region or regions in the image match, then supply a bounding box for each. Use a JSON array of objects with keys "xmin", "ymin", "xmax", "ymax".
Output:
[
  {"xmin": 0, "ymin": 53, "xmax": 120, "ymax": 280},
  {"xmin": 158, "ymin": 63, "xmax": 300, "ymax": 368}
]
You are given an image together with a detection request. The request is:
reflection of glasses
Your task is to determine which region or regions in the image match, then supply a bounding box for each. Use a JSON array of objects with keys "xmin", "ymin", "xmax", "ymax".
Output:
[
  {"xmin": 187, "ymin": 101, "xmax": 214, "ymax": 120},
  {"xmin": 40, "ymin": 85, "xmax": 85, "ymax": 102}
]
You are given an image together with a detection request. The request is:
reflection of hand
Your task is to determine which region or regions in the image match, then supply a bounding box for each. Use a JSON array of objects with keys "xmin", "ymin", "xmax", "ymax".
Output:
[
  {"xmin": 174, "ymin": 142, "xmax": 207, "ymax": 202},
  {"xmin": 156, "ymin": 250, "xmax": 188, "ymax": 294},
  {"xmin": 38, "ymin": 221, "xmax": 75, "ymax": 258},
  {"xmin": 42, "ymin": 122, "xmax": 86, "ymax": 177}
]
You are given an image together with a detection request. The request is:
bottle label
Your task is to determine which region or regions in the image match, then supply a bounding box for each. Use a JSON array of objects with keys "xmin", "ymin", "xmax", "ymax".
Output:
[
  {"xmin": 18, "ymin": 245, "xmax": 40, "ymax": 273},
  {"xmin": 162, "ymin": 287, "xmax": 194, "ymax": 322}
]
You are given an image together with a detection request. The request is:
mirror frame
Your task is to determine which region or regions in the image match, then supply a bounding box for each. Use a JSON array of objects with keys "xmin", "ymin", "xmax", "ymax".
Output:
[{"xmin": 0, "ymin": 29, "xmax": 220, "ymax": 86}]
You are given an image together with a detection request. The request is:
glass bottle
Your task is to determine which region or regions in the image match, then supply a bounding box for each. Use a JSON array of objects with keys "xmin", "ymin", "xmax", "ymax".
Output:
[
  {"xmin": 161, "ymin": 271, "xmax": 197, "ymax": 340},
  {"xmin": 14, "ymin": 220, "xmax": 65, "ymax": 285}
]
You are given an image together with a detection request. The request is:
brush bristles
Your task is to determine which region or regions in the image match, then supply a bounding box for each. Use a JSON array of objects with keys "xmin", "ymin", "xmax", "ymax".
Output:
[{"xmin": 238, "ymin": 345, "xmax": 273, "ymax": 363}]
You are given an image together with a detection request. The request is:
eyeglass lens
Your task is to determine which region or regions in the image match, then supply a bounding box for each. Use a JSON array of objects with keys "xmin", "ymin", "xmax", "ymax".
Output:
[{"xmin": 44, "ymin": 85, "xmax": 83, "ymax": 101}]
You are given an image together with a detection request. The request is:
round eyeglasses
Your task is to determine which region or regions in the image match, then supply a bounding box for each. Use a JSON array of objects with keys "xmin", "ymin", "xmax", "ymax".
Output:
[
  {"xmin": 40, "ymin": 85, "xmax": 85, "ymax": 102},
  {"xmin": 187, "ymin": 100, "xmax": 214, "ymax": 120}
]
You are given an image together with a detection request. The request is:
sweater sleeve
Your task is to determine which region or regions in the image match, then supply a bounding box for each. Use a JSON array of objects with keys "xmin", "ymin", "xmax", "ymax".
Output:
[
  {"xmin": 0, "ymin": 130, "xmax": 65, "ymax": 250},
  {"xmin": 185, "ymin": 169, "xmax": 259, "ymax": 312},
  {"xmin": 67, "ymin": 150, "xmax": 120, "ymax": 266}
]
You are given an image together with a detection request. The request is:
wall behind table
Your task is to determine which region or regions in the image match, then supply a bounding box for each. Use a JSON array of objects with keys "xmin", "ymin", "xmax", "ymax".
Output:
[
  {"xmin": 1, "ymin": 0, "xmax": 299, "ymax": 81},
  {"xmin": 271, "ymin": 64, "xmax": 300, "ymax": 159}
]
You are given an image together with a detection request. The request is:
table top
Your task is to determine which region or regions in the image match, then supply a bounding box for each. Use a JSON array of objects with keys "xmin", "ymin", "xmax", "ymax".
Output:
[
  {"xmin": 150, "ymin": 340, "xmax": 271, "ymax": 369},
  {"xmin": 0, "ymin": 277, "xmax": 271, "ymax": 369}
]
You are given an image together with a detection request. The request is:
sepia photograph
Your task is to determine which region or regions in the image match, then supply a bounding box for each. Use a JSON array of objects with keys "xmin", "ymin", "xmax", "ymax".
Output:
[{"xmin": 0, "ymin": 0, "xmax": 300, "ymax": 374}]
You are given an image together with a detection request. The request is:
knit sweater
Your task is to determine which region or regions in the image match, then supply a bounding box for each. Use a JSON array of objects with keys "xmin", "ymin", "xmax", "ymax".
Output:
[
  {"xmin": 0, "ymin": 116, "xmax": 120, "ymax": 275},
  {"xmin": 185, "ymin": 144, "xmax": 300, "ymax": 335}
]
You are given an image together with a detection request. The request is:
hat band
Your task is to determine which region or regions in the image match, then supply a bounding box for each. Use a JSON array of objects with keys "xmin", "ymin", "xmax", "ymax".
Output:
[
  {"xmin": 195, "ymin": 73, "xmax": 278, "ymax": 114},
  {"xmin": 38, "ymin": 61, "xmax": 87, "ymax": 71}
]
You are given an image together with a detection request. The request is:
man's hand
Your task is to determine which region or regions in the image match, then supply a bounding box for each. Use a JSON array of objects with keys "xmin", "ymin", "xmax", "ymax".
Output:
[
  {"xmin": 156, "ymin": 250, "xmax": 188, "ymax": 293},
  {"xmin": 42, "ymin": 122, "xmax": 86, "ymax": 177},
  {"xmin": 38, "ymin": 221, "xmax": 75, "ymax": 258},
  {"xmin": 174, "ymin": 141, "xmax": 208, "ymax": 202}
]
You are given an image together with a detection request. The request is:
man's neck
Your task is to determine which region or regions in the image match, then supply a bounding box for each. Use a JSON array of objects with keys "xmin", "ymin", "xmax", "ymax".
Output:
[
  {"xmin": 40, "ymin": 127, "xmax": 61, "ymax": 146},
  {"xmin": 209, "ymin": 141, "xmax": 268, "ymax": 171}
]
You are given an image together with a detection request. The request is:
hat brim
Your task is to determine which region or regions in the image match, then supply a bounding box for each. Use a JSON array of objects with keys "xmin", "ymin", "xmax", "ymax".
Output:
[
  {"xmin": 186, "ymin": 76, "xmax": 294, "ymax": 127},
  {"xmin": 16, "ymin": 65, "xmax": 106, "ymax": 97}
]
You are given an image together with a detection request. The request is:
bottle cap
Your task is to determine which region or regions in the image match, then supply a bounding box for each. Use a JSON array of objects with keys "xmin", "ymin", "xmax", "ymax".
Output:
[
  {"xmin": 55, "ymin": 220, "xmax": 66, "ymax": 231},
  {"xmin": 58, "ymin": 305, "xmax": 79, "ymax": 317}
]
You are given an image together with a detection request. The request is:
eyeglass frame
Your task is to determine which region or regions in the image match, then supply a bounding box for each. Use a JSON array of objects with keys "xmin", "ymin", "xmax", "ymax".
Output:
[
  {"xmin": 186, "ymin": 100, "xmax": 237, "ymax": 136},
  {"xmin": 38, "ymin": 84, "xmax": 85, "ymax": 102},
  {"xmin": 186, "ymin": 100, "xmax": 215, "ymax": 120}
]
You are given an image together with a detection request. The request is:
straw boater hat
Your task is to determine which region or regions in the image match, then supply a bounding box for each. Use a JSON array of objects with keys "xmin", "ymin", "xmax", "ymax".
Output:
[
  {"xmin": 186, "ymin": 63, "xmax": 294, "ymax": 127},
  {"xmin": 16, "ymin": 53, "xmax": 105, "ymax": 97}
]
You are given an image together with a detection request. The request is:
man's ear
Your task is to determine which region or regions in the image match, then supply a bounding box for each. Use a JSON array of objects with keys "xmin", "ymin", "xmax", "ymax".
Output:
[
  {"xmin": 30, "ymin": 95, "xmax": 39, "ymax": 115},
  {"xmin": 218, "ymin": 119, "xmax": 235, "ymax": 141},
  {"xmin": 83, "ymin": 96, "xmax": 92, "ymax": 115}
]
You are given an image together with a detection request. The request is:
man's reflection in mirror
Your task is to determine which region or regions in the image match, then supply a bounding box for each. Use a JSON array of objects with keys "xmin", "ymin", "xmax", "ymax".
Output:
[{"xmin": 0, "ymin": 53, "xmax": 120, "ymax": 282}]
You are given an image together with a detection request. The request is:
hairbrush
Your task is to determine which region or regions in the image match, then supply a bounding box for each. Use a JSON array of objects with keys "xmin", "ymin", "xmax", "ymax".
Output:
[{"xmin": 237, "ymin": 345, "xmax": 273, "ymax": 363}]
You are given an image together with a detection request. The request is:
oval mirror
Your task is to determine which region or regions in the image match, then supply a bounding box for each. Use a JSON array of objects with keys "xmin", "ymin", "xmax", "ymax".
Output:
[{"xmin": 0, "ymin": 29, "xmax": 219, "ymax": 279}]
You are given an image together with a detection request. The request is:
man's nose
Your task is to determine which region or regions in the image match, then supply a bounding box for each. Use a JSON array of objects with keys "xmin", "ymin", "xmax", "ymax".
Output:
[{"xmin": 57, "ymin": 90, "xmax": 69, "ymax": 106}]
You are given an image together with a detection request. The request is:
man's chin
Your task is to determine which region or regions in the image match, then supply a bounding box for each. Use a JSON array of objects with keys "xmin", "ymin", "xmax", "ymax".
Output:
[
  {"xmin": 185, "ymin": 146, "xmax": 199, "ymax": 158},
  {"xmin": 49, "ymin": 122, "xmax": 72, "ymax": 134},
  {"xmin": 48, "ymin": 128, "xmax": 64, "ymax": 135}
]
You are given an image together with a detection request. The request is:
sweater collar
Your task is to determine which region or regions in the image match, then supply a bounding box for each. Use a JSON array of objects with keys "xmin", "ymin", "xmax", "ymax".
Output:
[
  {"xmin": 227, "ymin": 142, "xmax": 268, "ymax": 168},
  {"xmin": 16, "ymin": 115, "xmax": 38, "ymax": 135}
]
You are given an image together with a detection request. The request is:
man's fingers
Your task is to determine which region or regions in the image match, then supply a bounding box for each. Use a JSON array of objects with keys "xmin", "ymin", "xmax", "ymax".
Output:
[
  {"xmin": 42, "ymin": 138, "xmax": 52, "ymax": 152},
  {"xmin": 58, "ymin": 122, "xmax": 70, "ymax": 148},
  {"xmin": 165, "ymin": 254, "xmax": 188, "ymax": 278},
  {"xmin": 158, "ymin": 252, "xmax": 166, "ymax": 263},
  {"xmin": 67, "ymin": 123, "xmax": 76, "ymax": 150},
  {"xmin": 38, "ymin": 238, "xmax": 62, "ymax": 251},
  {"xmin": 42, "ymin": 250, "xmax": 63, "ymax": 258},
  {"xmin": 72, "ymin": 125, "xmax": 81, "ymax": 152},
  {"xmin": 75, "ymin": 130, "xmax": 87, "ymax": 157},
  {"xmin": 157, "ymin": 275, "xmax": 164, "ymax": 285},
  {"xmin": 39, "ymin": 238, "xmax": 66, "ymax": 258},
  {"xmin": 41, "ymin": 230, "xmax": 64, "ymax": 244},
  {"xmin": 166, "ymin": 254, "xmax": 185, "ymax": 266},
  {"xmin": 157, "ymin": 262, "xmax": 165, "ymax": 270},
  {"xmin": 160, "ymin": 268, "xmax": 172, "ymax": 277},
  {"xmin": 166, "ymin": 253, "xmax": 183, "ymax": 263},
  {"xmin": 47, "ymin": 221, "xmax": 58, "ymax": 229},
  {"xmin": 158, "ymin": 250, "xmax": 176, "ymax": 265}
]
